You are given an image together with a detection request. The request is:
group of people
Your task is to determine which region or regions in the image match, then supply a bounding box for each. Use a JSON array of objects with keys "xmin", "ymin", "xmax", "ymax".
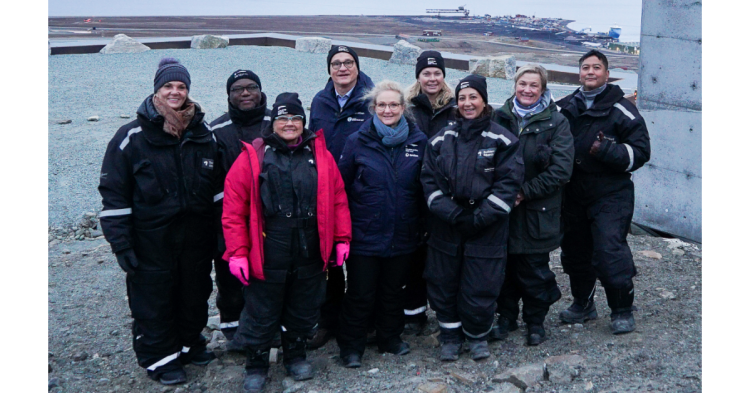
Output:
[{"xmin": 98, "ymin": 46, "xmax": 650, "ymax": 392}]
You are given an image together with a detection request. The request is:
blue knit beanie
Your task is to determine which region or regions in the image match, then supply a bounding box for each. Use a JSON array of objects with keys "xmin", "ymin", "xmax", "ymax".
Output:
[{"xmin": 153, "ymin": 58, "xmax": 191, "ymax": 93}]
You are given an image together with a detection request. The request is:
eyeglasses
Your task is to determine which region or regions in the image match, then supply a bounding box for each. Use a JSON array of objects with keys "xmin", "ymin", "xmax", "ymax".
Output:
[
  {"xmin": 375, "ymin": 103, "xmax": 402, "ymax": 111},
  {"xmin": 274, "ymin": 115, "xmax": 304, "ymax": 123},
  {"xmin": 330, "ymin": 60, "xmax": 356, "ymax": 70},
  {"xmin": 229, "ymin": 85, "xmax": 260, "ymax": 93}
]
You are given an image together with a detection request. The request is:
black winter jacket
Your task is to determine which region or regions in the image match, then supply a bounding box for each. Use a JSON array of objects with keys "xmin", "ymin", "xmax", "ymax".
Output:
[
  {"xmin": 338, "ymin": 117, "xmax": 427, "ymax": 257},
  {"xmin": 210, "ymin": 93, "xmax": 272, "ymax": 177},
  {"xmin": 98, "ymin": 96, "xmax": 223, "ymax": 254},
  {"xmin": 556, "ymin": 84, "xmax": 650, "ymax": 184},
  {"xmin": 410, "ymin": 93, "xmax": 456, "ymax": 139},
  {"xmin": 492, "ymin": 98, "xmax": 574, "ymax": 254},
  {"xmin": 421, "ymin": 113, "xmax": 524, "ymax": 255},
  {"xmin": 308, "ymin": 72, "xmax": 375, "ymax": 163}
]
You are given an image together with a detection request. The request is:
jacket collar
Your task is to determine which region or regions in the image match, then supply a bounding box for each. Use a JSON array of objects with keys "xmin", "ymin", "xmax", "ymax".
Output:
[
  {"xmin": 359, "ymin": 117, "xmax": 425, "ymax": 147},
  {"xmin": 262, "ymin": 126, "xmax": 317, "ymax": 152},
  {"xmin": 320, "ymin": 71, "xmax": 374, "ymax": 111},
  {"xmin": 456, "ymin": 111, "xmax": 492, "ymax": 141},
  {"xmin": 560, "ymin": 84, "xmax": 625, "ymax": 117},
  {"xmin": 228, "ymin": 92, "xmax": 268, "ymax": 127},
  {"xmin": 411, "ymin": 93, "xmax": 455, "ymax": 116}
]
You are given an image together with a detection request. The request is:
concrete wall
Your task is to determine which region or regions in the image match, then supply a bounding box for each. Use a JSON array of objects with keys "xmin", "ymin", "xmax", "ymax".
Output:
[{"xmin": 636, "ymin": 0, "xmax": 702, "ymax": 242}]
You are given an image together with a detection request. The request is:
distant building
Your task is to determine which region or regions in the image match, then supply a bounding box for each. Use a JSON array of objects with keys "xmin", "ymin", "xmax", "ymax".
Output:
[{"xmin": 422, "ymin": 29, "xmax": 442, "ymax": 36}]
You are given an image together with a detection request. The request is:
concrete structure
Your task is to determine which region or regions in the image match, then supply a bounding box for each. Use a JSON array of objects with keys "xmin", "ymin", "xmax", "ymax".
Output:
[{"xmin": 635, "ymin": 0, "xmax": 702, "ymax": 242}]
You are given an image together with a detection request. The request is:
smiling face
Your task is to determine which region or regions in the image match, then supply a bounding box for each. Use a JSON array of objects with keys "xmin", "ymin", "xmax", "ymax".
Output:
[
  {"xmin": 457, "ymin": 87, "xmax": 485, "ymax": 119},
  {"xmin": 374, "ymin": 90, "xmax": 404, "ymax": 127},
  {"xmin": 156, "ymin": 81, "xmax": 187, "ymax": 110},
  {"xmin": 229, "ymin": 79, "xmax": 261, "ymax": 111},
  {"xmin": 329, "ymin": 52, "xmax": 359, "ymax": 91},
  {"xmin": 579, "ymin": 55, "xmax": 609, "ymax": 91},
  {"xmin": 273, "ymin": 115, "xmax": 304, "ymax": 145},
  {"xmin": 515, "ymin": 72, "xmax": 543, "ymax": 107},
  {"xmin": 418, "ymin": 67, "xmax": 445, "ymax": 99}
]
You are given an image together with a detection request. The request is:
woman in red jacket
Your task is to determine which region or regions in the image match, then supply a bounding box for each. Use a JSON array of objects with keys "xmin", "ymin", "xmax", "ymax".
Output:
[{"xmin": 222, "ymin": 93, "xmax": 352, "ymax": 393}]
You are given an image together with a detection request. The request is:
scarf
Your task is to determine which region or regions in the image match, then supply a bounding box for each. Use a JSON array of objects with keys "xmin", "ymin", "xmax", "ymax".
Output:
[
  {"xmin": 575, "ymin": 83, "xmax": 607, "ymax": 109},
  {"xmin": 512, "ymin": 89, "xmax": 551, "ymax": 132},
  {"xmin": 152, "ymin": 93, "xmax": 196, "ymax": 139},
  {"xmin": 373, "ymin": 115, "xmax": 409, "ymax": 147}
]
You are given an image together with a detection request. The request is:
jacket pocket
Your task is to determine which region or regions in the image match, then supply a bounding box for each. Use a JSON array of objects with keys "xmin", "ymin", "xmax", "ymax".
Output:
[
  {"xmin": 526, "ymin": 197, "xmax": 562, "ymax": 240},
  {"xmin": 133, "ymin": 160, "xmax": 165, "ymax": 205},
  {"xmin": 427, "ymin": 235, "xmax": 458, "ymax": 257}
]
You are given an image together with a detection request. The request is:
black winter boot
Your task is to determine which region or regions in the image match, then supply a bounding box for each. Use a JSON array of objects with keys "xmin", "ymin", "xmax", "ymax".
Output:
[
  {"xmin": 438, "ymin": 326, "xmax": 463, "ymax": 361},
  {"xmin": 282, "ymin": 335, "xmax": 313, "ymax": 381},
  {"xmin": 489, "ymin": 314, "xmax": 519, "ymax": 341},
  {"xmin": 465, "ymin": 339, "xmax": 490, "ymax": 360},
  {"xmin": 605, "ymin": 285, "xmax": 636, "ymax": 335},
  {"xmin": 526, "ymin": 324, "xmax": 546, "ymax": 346},
  {"xmin": 559, "ymin": 286, "xmax": 598, "ymax": 324},
  {"xmin": 242, "ymin": 348, "xmax": 269, "ymax": 393}
]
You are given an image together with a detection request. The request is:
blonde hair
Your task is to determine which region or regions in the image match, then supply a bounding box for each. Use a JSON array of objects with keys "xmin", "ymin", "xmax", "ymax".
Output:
[
  {"xmin": 405, "ymin": 79, "xmax": 454, "ymax": 110},
  {"xmin": 514, "ymin": 64, "xmax": 548, "ymax": 92},
  {"xmin": 364, "ymin": 80, "xmax": 411, "ymax": 118}
]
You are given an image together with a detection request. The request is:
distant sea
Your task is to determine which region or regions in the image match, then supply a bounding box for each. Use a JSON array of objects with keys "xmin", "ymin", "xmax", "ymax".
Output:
[{"xmin": 49, "ymin": 0, "xmax": 643, "ymax": 42}]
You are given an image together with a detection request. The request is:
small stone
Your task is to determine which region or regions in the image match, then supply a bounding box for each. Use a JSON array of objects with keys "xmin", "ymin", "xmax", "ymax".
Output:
[
  {"xmin": 207, "ymin": 315, "xmax": 221, "ymax": 330},
  {"xmin": 283, "ymin": 382, "xmax": 305, "ymax": 393},
  {"xmin": 450, "ymin": 370, "xmax": 475, "ymax": 384},
  {"xmin": 120, "ymin": 114, "xmax": 131, "ymax": 118},
  {"xmin": 73, "ymin": 351, "xmax": 89, "ymax": 361},
  {"xmin": 282, "ymin": 377, "xmax": 296, "ymax": 389},
  {"xmin": 174, "ymin": 388, "xmax": 185, "ymax": 393},
  {"xmin": 97, "ymin": 259, "xmax": 105, "ymax": 264},
  {"xmin": 91, "ymin": 229, "xmax": 104, "ymax": 237},
  {"xmin": 407, "ymin": 377, "xmax": 426, "ymax": 384},
  {"xmin": 418, "ymin": 382, "xmax": 448, "ymax": 393},
  {"xmin": 57, "ymin": 119, "xmax": 72, "ymax": 124},
  {"xmin": 660, "ymin": 291, "xmax": 677, "ymax": 300},
  {"xmin": 573, "ymin": 323, "xmax": 584, "ymax": 330},
  {"xmin": 423, "ymin": 332, "xmax": 440, "ymax": 347},
  {"xmin": 368, "ymin": 368, "xmax": 379, "ymax": 374},
  {"xmin": 408, "ymin": 363, "xmax": 417, "ymax": 369},
  {"xmin": 88, "ymin": 116, "xmax": 100, "ymax": 122},
  {"xmin": 672, "ymin": 249, "xmax": 685, "ymax": 256},
  {"xmin": 584, "ymin": 380, "xmax": 595, "ymax": 391},
  {"xmin": 110, "ymin": 330, "xmax": 119, "ymax": 336},
  {"xmin": 544, "ymin": 354, "xmax": 585, "ymax": 383},
  {"xmin": 62, "ymin": 250, "xmax": 71, "ymax": 254},
  {"xmin": 269, "ymin": 347, "xmax": 279, "ymax": 364},
  {"xmin": 49, "ymin": 377, "xmax": 61, "ymax": 389},
  {"xmin": 492, "ymin": 364, "xmax": 544, "ymax": 389},
  {"xmin": 99, "ymin": 378, "xmax": 110, "ymax": 383},
  {"xmin": 494, "ymin": 382, "xmax": 523, "ymax": 393},
  {"xmin": 638, "ymin": 250, "xmax": 662, "ymax": 260}
]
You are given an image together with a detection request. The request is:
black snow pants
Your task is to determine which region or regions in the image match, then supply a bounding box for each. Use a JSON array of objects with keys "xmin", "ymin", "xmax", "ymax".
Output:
[
  {"xmin": 496, "ymin": 253, "xmax": 562, "ymax": 325},
  {"xmin": 127, "ymin": 214, "xmax": 214, "ymax": 376},
  {"xmin": 337, "ymin": 253, "xmax": 412, "ymax": 355},
  {"xmin": 403, "ymin": 244, "xmax": 428, "ymax": 324},
  {"xmin": 319, "ymin": 265, "xmax": 345, "ymax": 332},
  {"xmin": 213, "ymin": 232, "xmax": 245, "ymax": 340},
  {"xmin": 234, "ymin": 218, "xmax": 327, "ymax": 353},
  {"xmin": 423, "ymin": 220, "xmax": 507, "ymax": 343},
  {"xmin": 560, "ymin": 173, "xmax": 637, "ymax": 312}
]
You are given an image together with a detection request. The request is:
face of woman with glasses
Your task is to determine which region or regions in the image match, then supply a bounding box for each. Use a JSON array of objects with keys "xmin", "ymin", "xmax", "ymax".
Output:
[
  {"xmin": 375, "ymin": 90, "xmax": 404, "ymax": 127},
  {"xmin": 329, "ymin": 53, "xmax": 359, "ymax": 88},
  {"xmin": 229, "ymin": 79, "xmax": 262, "ymax": 111},
  {"xmin": 273, "ymin": 114, "xmax": 305, "ymax": 145}
]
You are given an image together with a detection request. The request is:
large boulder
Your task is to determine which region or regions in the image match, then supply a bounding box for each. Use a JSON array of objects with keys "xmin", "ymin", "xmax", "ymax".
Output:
[
  {"xmin": 389, "ymin": 40, "xmax": 422, "ymax": 65},
  {"xmin": 295, "ymin": 37, "xmax": 332, "ymax": 54},
  {"xmin": 469, "ymin": 55, "xmax": 517, "ymax": 79},
  {"xmin": 99, "ymin": 34, "xmax": 150, "ymax": 54},
  {"xmin": 191, "ymin": 34, "xmax": 229, "ymax": 49}
]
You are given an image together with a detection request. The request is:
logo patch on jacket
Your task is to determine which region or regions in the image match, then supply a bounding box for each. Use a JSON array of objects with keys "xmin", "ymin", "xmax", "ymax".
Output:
[
  {"xmin": 405, "ymin": 147, "xmax": 420, "ymax": 158},
  {"xmin": 347, "ymin": 117, "xmax": 364, "ymax": 122},
  {"xmin": 202, "ymin": 159, "xmax": 214, "ymax": 169},
  {"xmin": 477, "ymin": 148, "xmax": 496, "ymax": 158}
]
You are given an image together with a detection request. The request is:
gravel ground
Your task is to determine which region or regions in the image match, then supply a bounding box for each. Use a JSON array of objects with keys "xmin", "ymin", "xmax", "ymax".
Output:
[
  {"xmin": 47, "ymin": 45, "xmax": 576, "ymax": 228},
  {"xmin": 48, "ymin": 233, "xmax": 701, "ymax": 393}
]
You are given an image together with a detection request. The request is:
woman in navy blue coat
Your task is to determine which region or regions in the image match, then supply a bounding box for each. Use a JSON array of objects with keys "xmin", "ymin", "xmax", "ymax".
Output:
[{"xmin": 336, "ymin": 80, "xmax": 428, "ymax": 368}]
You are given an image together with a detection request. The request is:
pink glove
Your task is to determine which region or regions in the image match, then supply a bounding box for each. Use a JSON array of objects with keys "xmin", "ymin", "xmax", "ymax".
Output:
[
  {"xmin": 334, "ymin": 243, "xmax": 350, "ymax": 267},
  {"xmin": 228, "ymin": 256, "xmax": 250, "ymax": 286}
]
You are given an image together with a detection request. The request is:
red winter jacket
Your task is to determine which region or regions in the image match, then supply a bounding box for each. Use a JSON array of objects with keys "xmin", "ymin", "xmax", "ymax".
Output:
[{"xmin": 222, "ymin": 129, "xmax": 352, "ymax": 281}]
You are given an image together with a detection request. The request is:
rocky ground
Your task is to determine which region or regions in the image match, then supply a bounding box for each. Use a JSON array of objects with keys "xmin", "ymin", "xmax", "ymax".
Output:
[{"xmin": 48, "ymin": 231, "xmax": 701, "ymax": 393}]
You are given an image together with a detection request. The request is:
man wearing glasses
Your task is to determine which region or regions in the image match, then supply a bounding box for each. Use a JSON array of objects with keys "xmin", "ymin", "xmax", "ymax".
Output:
[
  {"xmin": 209, "ymin": 69, "xmax": 271, "ymax": 346},
  {"xmin": 308, "ymin": 45, "xmax": 374, "ymax": 349}
]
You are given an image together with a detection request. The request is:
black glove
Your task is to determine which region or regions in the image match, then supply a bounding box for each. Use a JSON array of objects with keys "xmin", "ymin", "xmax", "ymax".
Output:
[
  {"xmin": 115, "ymin": 248, "xmax": 139, "ymax": 276},
  {"xmin": 454, "ymin": 210, "xmax": 479, "ymax": 237}
]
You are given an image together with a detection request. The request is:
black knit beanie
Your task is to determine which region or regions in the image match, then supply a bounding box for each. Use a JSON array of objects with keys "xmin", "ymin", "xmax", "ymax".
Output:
[
  {"xmin": 455, "ymin": 74, "xmax": 488, "ymax": 104},
  {"xmin": 415, "ymin": 50, "xmax": 446, "ymax": 79},
  {"xmin": 271, "ymin": 92, "xmax": 306, "ymax": 126},
  {"xmin": 327, "ymin": 45, "xmax": 360, "ymax": 75},
  {"xmin": 226, "ymin": 69, "xmax": 262, "ymax": 95},
  {"xmin": 153, "ymin": 58, "xmax": 191, "ymax": 93}
]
